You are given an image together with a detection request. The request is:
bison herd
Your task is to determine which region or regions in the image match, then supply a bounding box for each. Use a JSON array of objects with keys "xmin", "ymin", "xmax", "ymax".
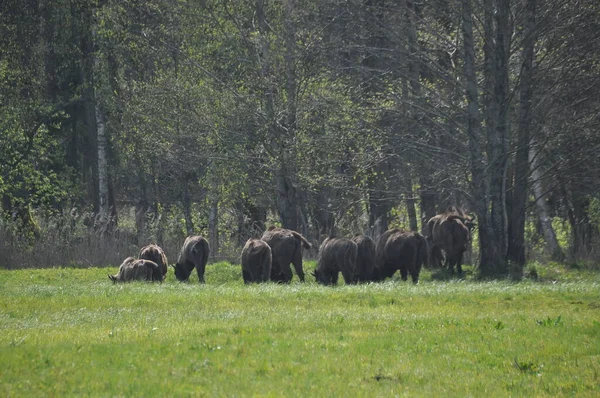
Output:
[{"xmin": 109, "ymin": 207, "xmax": 475, "ymax": 285}]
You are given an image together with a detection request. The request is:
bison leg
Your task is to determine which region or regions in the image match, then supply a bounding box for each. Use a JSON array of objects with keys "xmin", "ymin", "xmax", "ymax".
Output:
[
  {"xmin": 330, "ymin": 270, "xmax": 339, "ymax": 286},
  {"xmin": 341, "ymin": 264, "xmax": 355, "ymax": 285},
  {"xmin": 196, "ymin": 263, "xmax": 206, "ymax": 283},
  {"xmin": 456, "ymin": 252, "xmax": 464, "ymax": 275},
  {"xmin": 260, "ymin": 261, "xmax": 271, "ymax": 283},
  {"xmin": 431, "ymin": 245, "xmax": 444, "ymax": 268},
  {"xmin": 409, "ymin": 264, "xmax": 420, "ymax": 284},
  {"xmin": 447, "ymin": 258, "xmax": 455, "ymax": 274},
  {"xmin": 279, "ymin": 262, "xmax": 294, "ymax": 283},
  {"xmin": 242, "ymin": 269, "xmax": 252, "ymax": 284},
  {"xmin": 399, "ymin": 264, "xmax": 408, "ymax": 281},
  {"xmin": 291, "ymin": 250, "xmax": 305, "ymax": 282}
]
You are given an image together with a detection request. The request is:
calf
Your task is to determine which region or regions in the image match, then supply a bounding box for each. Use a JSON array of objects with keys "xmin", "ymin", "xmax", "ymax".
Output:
[{"xmin": 108, "ymin": 257, "xmax": 162, "ymax": 283}]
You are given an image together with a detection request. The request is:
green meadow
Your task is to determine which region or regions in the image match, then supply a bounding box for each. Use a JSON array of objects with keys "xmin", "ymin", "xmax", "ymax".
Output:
[{"xmin": 1, "ymin": 262, "xmax": 599, "ymax": 397}]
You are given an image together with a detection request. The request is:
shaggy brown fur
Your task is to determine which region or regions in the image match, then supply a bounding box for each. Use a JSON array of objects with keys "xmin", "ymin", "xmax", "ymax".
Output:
[
  {"xmin": 351, "ymin": 234, "xmax": 376, "ymax": 283},
  {"xmin": 139, "ymin": 244, "xmax": 168, "ymax": 280},
  {"xmin": 373, "ymin": 230, "xmax": 428, "ymax": 284},
  {"xmin": 428, "ymin": 208, "xmax": 472, "ymax": 274},
  {"xmin": 313, "ymin": 237, "xmax": 358, "ymax": 285},
  {"xmin": 261, "ymin": 227, "xmax": 311, "ymax": 283},
  {"xmin": 108, "ymin": 257, "xmax": 162, "ymax": 283},
  {"xmin": 174, "ymin": 236, "xmax": 210, "ymax": 283},
  {"xmin": 241, "ymin": 238, "xmax": 272, "ymax": 283}
]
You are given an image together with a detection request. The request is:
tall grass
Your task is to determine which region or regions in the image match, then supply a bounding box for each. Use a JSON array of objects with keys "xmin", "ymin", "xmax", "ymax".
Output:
[{"xmin": 1, "ymin": 263, "xmax": 599, "ymax": 396}]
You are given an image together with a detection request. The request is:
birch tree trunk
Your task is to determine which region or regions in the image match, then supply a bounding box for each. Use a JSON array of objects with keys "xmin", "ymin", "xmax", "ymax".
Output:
[
  {"xmin": 95, "ymin": 94, "xmax": 110, "ymax": 234},
  {"xmin": 91, "ymin": 8, "xmax": 110, "ymax": 236}
]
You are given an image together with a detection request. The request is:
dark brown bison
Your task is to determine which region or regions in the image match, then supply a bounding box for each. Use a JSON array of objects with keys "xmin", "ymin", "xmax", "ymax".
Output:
[
  {"xmin": 174, "ymin": 236, "xmax": 210, "ymax": 283},
  {"xmin": 108, "ymin": 257, "xmax": 162, "ymax": 283},
  {"xmin": 241, "ymin": 238, "xmax": 272, "ymax": 283},
  {"xmin": 139, "ymin": 244, "xmax": 168, "ymax": 280},
  {"xmin": 312, "ymin": 237, "xmax": 358, "ymax": 285},
  {"xmin": 261, "ymin": 227, "xmax": 311, "ymax": 283},
  {"xmin": 351, "ymin": 234, "xmax": 376, "ymax": 283},
  {"xmin": 428, "ymin": 207, "xmax": 474, "ymax": 274},
  {"xmin": 373, "ymin": 230, "xmax": 428, "ymax": 284}
]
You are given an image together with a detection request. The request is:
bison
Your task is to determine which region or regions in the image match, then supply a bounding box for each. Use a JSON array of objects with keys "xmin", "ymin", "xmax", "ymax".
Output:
[
  {"xmin": 427, "ymin": 207, "xmax": 474, "ymax": 274},
  {"xmin": 261, "ymin": 227, "xmax": 311, "ymax": 283},
  {"xmin": 108, "ymin": 257, "xmax": 162, "ymax": 283},
  {"xmin": 373, "ymin": 229, "xmax": 428, "ymax": 284},
  {"xmin": 139, "ymin": 244, "xmax": 168, "ymax": 280},
  {"xmin": 351, "ymin": 234, "xmax": 376, "ymax": 283},
  {"xmin": 313, "ymin": 237, "xmax": 358, "ymax": 285},
  {"xmin": 241, "ymin": 238, "xmax": 272, "ymax": 283},
  {"xmin": 174, "ymin": 235, "xmax": 210, "ymax": 283}
]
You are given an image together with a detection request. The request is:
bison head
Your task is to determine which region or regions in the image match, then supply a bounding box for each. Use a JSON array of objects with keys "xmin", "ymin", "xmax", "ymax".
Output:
[{"xmin": 173, "ymin": 262, "xmax": 191, "ymax": 282}]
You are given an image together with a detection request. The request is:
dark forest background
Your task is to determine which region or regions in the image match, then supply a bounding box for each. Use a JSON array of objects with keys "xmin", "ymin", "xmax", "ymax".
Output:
[{"xmin": 1, "ymin": 0, "xmax": 599, "ymax": 278}]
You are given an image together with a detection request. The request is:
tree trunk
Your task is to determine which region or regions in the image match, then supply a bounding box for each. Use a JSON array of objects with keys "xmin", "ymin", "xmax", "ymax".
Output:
[
  {"xmin": 95, "ymin": 92, "xmax": 110, "ymax": 234},
  {"xmin": 419, "ymin": 175, "xmax": 437, "ymax": 235},
  {"xmin": 462, "ymin": 0, "xmax": 496, "ymax": 276},
  {"xmin": 507, "ymin": 0, "xmax": 536, "ymax": 277},
  {"xmin": 489, "ymin": 0, "xmax": 510, "ymax": 267},
  {"xmin": 404, "ymin": 0, "xmax": 437, "ymax": 235},
  {"xmin": 181, "ymin": 177, "xmax": 194, "ymax": 236},
  {"xmin": 507, "ymin": 0, "xmax": 535, "ymax": 264},
  {"xmin": 256, "ymin": 0, "xmax": 299, "ymax": 231},
  {"xmin": 530, "ymin": 146, "xmax": 563, "ymax": 260},
  {"xmin": 276, "ymin": 166, "xmax": 298, "ymax": 230},
  {"xmin": 404, "ymin": 176, "xmax": 418, "ymax": 232},
  {"xmin": 369, "ymin": 185, "xmax": 389, "ymax": 239},
  {"xmin": 208, "ymin": 197, "xmax": 219, "ymax": 259}
]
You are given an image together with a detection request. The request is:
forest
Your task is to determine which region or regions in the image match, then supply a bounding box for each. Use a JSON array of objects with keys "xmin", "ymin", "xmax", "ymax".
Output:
[{"xmin": 1, "ymin": 0, "xmax": 599, "ymax": 277}]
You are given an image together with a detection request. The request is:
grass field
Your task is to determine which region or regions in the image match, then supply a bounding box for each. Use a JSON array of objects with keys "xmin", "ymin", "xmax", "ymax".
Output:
[{"xmin": 1, "ymin": 261, "xmax": 599, "ymax": 397}]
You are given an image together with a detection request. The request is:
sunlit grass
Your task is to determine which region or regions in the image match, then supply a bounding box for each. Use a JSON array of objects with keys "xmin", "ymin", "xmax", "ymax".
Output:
[{"xmin": 0, "ymin": 262, "xmax": 599, "ymax": 396}]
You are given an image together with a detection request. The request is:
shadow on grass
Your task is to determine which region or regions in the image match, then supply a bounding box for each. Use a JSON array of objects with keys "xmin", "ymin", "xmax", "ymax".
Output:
[{"xmin": 429, "ymin": 266, "xmax": 474, "ymax": 281}]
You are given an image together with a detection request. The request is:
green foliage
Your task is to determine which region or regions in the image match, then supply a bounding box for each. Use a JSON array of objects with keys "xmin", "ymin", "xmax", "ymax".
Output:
[
  {"xmin": 587, "ymin": 197, "xmax": 600, "ymax": 230},
  {"xmin": 551, "ymin": 217, "xmax": 571, "ymax": 250},
  {"xmin": 536, "ymin": 315, "xmax": 563, "ymax": 327}
]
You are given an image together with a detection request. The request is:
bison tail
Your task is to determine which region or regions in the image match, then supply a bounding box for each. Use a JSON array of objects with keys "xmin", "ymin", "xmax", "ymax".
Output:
[
  {"xmin": 416, "ymin": 233, "xmax": 429, "ymax": 269},
  {"xmin": 291, "ymin": 231, "xmax": 312, "ymax": 249}
]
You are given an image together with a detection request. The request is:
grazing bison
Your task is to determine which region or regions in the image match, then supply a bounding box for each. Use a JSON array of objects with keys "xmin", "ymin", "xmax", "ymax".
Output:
[
  {"xmin": 241, "ymin": 238, "xmax": 272, "ymax": 283},
  {"xmin": 351, "ymin": 234, "xmax": 376, "ymax": 283},
  {"xmin": 261, "ymin": 227, "xmax": 311, "ymax": 283},
  {"xmin": 139, "ymin": 244, "xmax": 168, "ymax": 280},
  {"xmin": 174, "ymin": 236, "xmax": 210, "ymax": 283},
  {"xmin": 373, "ymin": 230, "xmax": 428, "ymax": 284},
  {"xmin": 108, "ymin": 257, "xmax": 162, "ymax": 283},
  {"xmin": 428, "ymin": 207, "xmax": 474, "ymax": 274},
  {"xmin": 313, "ymin": 237, "xmax": 358, "ymax": 285}
]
